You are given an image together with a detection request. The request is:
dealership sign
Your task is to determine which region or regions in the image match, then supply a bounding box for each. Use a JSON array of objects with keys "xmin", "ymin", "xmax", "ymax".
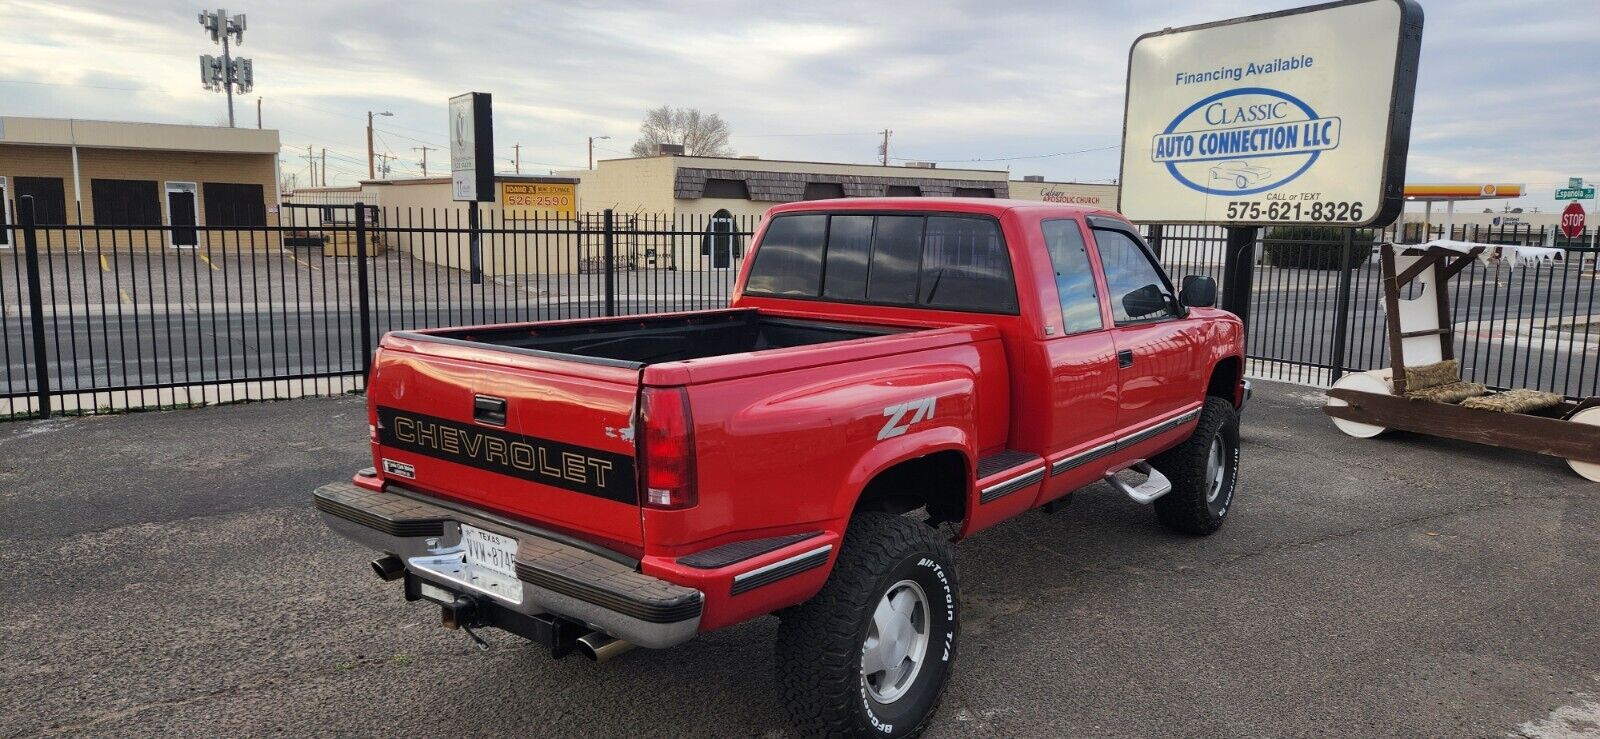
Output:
[
  {"xmin": 1119, "ymin": 0, "xmax": 1424, "ymax": 226},
  {"xmin": 449, "ymin": 92, "xmax": 495, "ymax": 202}
]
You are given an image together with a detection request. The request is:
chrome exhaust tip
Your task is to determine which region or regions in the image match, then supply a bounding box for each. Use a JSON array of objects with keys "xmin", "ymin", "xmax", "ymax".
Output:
[
  {"xmin": 371, "ymin": 554, "xmax": 405, "ymax": 582},
  {"xmin": 575, "ymin": 632, "xmax": 636, "ymax": 663}
]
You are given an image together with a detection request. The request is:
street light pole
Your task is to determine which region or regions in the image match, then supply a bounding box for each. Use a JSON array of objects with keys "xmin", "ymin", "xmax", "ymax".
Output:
[
  {"xmin": 366, "ymin": 110, "xmax": 392, "ymax": 180},
  {"xmin": 589, "ymin": 135, "xmax": 611, "ymax": 170}
]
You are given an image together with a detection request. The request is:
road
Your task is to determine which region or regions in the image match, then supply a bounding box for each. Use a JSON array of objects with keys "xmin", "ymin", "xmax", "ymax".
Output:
[{"xmin": 0, "ymin": 380, "xmax": 1596, "ymax": 737}]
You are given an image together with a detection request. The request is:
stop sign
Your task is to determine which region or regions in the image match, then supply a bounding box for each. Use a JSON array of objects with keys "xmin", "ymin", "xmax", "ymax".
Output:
[{"xmin": 1561, "ymin": 201, "xmax": 1586, "ymax": 238}]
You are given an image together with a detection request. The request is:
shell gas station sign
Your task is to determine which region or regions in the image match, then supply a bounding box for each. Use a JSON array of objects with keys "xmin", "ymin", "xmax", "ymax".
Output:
[{"xmin": 500, "ymin": 181, "xmax": 576, "ymax": 220}]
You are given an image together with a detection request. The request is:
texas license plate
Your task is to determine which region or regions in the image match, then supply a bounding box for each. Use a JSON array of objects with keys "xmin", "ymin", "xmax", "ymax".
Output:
[{"xmin": 460, "ymin": 524, "xmax": 518, "ymax": 580}]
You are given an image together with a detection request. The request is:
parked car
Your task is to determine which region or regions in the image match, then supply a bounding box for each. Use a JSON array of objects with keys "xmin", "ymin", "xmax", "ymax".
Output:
[
  {"xmin": 1208, "ymin": 159, "xmax": 1272, "ymax": 189},
  {"xmin": 314, "ymin": 198, "xmax": 1248, "ymax": 737}
]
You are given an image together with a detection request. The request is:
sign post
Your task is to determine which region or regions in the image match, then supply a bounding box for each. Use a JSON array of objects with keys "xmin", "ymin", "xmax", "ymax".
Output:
[
  {"xmin": 450, "ymin": 92, "xmax": 494, "ymax": 286},
  {"xmin": 1118, "ymin": 0, "xmax": 1422, "ymax": 324}
]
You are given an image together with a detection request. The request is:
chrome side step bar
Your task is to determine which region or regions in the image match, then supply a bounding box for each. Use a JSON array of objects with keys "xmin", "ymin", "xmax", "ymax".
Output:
[{"xmin": 1103, "ymin": 463, "xmax": 1173, "ymax": 504}]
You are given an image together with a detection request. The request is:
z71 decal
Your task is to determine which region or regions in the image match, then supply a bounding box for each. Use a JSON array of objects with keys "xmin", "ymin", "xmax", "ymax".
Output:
[{"xmin": 878, "ymin": 396, "xmax": 937, "ymax": 440}]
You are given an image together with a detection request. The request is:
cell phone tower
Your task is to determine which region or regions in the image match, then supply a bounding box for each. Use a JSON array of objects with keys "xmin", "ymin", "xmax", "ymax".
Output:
[{"xmin": 198, "ymin": 8, "xmax": 253, "ymax": 128}]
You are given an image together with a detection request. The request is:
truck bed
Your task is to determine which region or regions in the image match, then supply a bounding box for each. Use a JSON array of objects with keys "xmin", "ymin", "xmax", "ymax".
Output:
[{"xmin": 403, "ymin": 309, "xmax": 913, "ymax": 367}]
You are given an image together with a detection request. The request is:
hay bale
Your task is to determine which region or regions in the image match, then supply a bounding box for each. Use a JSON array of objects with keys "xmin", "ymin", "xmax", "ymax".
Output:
[
  {"xmin": 1405, "ymin": 381, "xmax": 1489, "ymax": 404},
  {"xmin": 1459, "ymin": 389, "xmax": 1564, "ymax": 413},
  {"xmin": 1404, "ymin": 359, "xmax": 1460, "ymax": 391}
]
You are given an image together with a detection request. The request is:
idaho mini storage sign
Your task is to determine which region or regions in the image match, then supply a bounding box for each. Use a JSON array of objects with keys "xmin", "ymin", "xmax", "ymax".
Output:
[{"xmin": 1118, "ymin": 0, "xmax": 1423, "ymax": 226}]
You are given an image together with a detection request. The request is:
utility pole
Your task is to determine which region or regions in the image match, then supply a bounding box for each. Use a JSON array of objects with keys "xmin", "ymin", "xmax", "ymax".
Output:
[
  {"xmin": 198, "ymin": 9, "xmax": 252, "ymax": 128},
  {"xmin": 375, "ymin": 153, "xmax": 395, "ymax": 179},
  {"xmin": 413, "ymin": 146, "xmax": 436, "ymax": 176},
  {"xmin": 513, "ymin": 143, "xmax": 521, "ymax": 174},
  {"xmin": 366, "ymin": 110, "xmax": 392, "ymax": 179},
  {"xmin": 879, "ymin": 129, "xmax": 893, "ymax": 166},
  {"xmin": 320, "ymin": 148, "xmax": 327, "ymax": 186},
  {"xmin": 303, "ymin": 145, "xmax": 316, "ymax": 188},
  {"xmin": 256, "ymin": 96, "xmax": 261, "ymax": 129}
]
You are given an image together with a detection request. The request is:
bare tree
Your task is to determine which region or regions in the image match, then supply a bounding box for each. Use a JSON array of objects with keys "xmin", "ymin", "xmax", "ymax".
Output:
[{"xmin": 630, "ymin": 106, "xmax": 735, "ymax": 157}]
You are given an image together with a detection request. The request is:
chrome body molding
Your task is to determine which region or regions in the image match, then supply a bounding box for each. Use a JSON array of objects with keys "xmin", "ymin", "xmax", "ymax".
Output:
[
  {"xmin": 1051, "ymin": 407, "xmax": 1202, "ymax": 477},
  {"xmin": 979, "ymin": 467, "xmax": 1045, "ymax": 503}
]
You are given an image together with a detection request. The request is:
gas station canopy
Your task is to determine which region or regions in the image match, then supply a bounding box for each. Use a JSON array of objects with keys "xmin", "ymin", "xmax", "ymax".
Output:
[
  {"xmin": 1404, "ymin": 183, "xmax": 1525, "ymax": 202},
  {"xmin": 1403, "ymin": 184, "xmax": 1526, "ymax": 240}
]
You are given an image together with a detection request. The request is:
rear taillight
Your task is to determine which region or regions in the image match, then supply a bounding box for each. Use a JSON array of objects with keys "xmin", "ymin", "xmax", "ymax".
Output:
[{"xmin": 640, "ymin": 387, "xmax": 697, "ymax": 510}]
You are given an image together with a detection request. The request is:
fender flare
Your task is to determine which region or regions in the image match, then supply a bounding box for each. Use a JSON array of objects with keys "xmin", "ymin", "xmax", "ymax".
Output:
[{"xmin": 836, "ymin": 424, "xmax": 974, "ymax": 523}]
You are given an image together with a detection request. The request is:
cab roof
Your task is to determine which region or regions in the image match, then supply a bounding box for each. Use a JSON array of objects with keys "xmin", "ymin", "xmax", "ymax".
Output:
[{"xmin": 767, "ymin": 197, "xmax": 1121, "ymax": 221}]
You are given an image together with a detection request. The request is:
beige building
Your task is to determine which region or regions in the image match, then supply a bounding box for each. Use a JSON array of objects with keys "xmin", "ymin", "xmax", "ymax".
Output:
[
  {"xmin": 0, "ymin": 116, "xmax": 280, "ymax": 249},
  {"xmin": 560, "ymin": 155, "xmax": 1013, "ymax": 219},
  {"xmin": 1007, "ymin": 177, "xmax": 1119, "ymax": 209}
]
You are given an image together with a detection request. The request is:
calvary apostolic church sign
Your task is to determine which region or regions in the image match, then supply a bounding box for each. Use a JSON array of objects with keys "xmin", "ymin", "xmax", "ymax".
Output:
[{"xmin": 1118, "ymin": 0, "xmax": 1423, "ymax": 227}]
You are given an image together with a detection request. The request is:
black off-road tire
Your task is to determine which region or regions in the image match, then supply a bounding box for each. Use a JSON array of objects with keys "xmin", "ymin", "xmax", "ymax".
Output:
[
  {"xmin": 1151, "ymin": 396, "xmax": 1240, "ymax": 536},
  {"xmin": 775, "ymin": 512, "xmax": 959, "ymax": 738}
]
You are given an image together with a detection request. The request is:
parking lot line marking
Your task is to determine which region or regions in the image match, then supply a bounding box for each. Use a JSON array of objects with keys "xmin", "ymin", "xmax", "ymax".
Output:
[
  {"xmin": 98, "ymin": 254, "xmax": 110, "ymax": 273},
  {"xmin": 198, "ymin": 252, "xmax": 221, "ymax": 271}
]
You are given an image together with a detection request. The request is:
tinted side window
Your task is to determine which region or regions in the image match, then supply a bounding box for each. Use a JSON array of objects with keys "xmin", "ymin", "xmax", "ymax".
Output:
[
  {"xmin": 921, "ymin": 217, "xmax": 1017, "ymax": 313},
  {"xmin": 1041, "ymin": 219, "xmax": 1103, "ymax": 333},
  {"xmin": 822, "ymin": 215, "xmax": 873, "ymax": 300},
  {"xmin": 746, "ymin": 215, "xmax": 827, "ymax": 296},
  {"xmin": 1093, "ymin": 229, "xmax": 1177, "ymax": 323},
  {"xmin": 866, "ymin": 216, "xmax": 923, "ymax": 304}
]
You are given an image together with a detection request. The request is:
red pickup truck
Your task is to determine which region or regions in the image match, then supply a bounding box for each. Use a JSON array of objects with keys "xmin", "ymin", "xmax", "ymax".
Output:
[{"xmin": 315, "ymin": 198, "xmax": 1246, "ymax": 737}]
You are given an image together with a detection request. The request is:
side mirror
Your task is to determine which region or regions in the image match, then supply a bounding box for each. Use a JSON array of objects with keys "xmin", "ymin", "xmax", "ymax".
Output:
[
  {"xmin": 1121, "ymin": 283, "xmax": 1169, "ymax": 318},
  {"xmin": 1180, "ymin": 275, "xmax": 1217, "ymax": 308}
]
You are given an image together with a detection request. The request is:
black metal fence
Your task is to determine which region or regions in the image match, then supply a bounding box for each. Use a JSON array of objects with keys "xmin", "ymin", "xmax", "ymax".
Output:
[
  {"xmin": 1150, "ymin": 222, "xmax": 1600, "ymax": 398},
  {"xmin": 3, "ymin": 197, "xmax": 1598, "ymax": 420},
  {"xmin": 2, "ymin": 198, "xmax": 756, "ymax": 418}
]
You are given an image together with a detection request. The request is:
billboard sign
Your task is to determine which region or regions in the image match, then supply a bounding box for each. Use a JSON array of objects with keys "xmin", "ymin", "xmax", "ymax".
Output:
[
  {"xmin": 500, "ymin": 181, "xmax": 576, "ymax": 220},
  {"xmin": 449, "ymin": 92, "xmax": 494, "ymax": 202},
  {"xmin": 1118, "ymin": 0, "xmax": 1424, "ymax": 227}
]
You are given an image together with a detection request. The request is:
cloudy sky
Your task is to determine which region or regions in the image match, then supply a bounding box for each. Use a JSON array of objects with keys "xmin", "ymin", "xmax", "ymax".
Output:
[{"xmin": 2, "ymin": 0, "xmax": 1594, "ymax": 213}]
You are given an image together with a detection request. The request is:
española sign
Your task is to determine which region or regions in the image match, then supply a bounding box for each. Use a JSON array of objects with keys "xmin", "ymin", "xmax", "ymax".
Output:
[{"xmin": 1119, "ymin": 0, "xmax": 1424, "ymax": 227}]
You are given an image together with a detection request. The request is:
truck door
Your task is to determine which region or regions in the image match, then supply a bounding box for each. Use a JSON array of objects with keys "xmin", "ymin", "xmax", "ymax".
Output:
[
  {"xmin": 1036, "ymin": 218, "xmax": 1121, "ymax": 497},
  {"xmin": 1087, "ymin": 222, "xmax": 1204, "ymax": 433}
]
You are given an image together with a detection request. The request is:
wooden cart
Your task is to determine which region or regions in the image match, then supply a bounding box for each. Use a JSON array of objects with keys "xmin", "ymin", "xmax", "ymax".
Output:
[{"xmin": 1322, "ymin": 242, "xmax": 1600, "ymax": 481}]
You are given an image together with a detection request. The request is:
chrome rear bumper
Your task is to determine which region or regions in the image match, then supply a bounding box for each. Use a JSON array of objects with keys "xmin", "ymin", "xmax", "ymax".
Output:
[{"xmin": 314, "ymin": 481, "xmax": 701, "ymax": 649}]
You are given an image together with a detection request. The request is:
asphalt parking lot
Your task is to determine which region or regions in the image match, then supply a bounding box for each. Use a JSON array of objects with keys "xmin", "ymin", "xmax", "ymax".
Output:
[{"xmin": 1, "ymin": 380, "xmax": 1596, "ymax": 738}]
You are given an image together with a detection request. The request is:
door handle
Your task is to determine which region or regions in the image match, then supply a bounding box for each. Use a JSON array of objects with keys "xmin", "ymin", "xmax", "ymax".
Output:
[
  {"xmin": 1117, "ymin": 349, "xmax": 1134, "ymax": 368},
  {"xmin": 473, "ymin": 395, "xmax": 508, "ymax": 426}
]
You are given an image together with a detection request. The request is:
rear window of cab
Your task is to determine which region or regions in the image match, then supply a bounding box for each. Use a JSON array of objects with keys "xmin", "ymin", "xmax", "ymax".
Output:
[{"xmin": 744, "ymin": 213, "xmax": 1018, "ymax": 314}]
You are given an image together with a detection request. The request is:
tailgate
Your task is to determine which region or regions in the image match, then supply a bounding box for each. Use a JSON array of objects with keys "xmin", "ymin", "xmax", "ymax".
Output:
[{"xmin": 367, "ymin": 341, "xmax": 642, "ymax": 549}]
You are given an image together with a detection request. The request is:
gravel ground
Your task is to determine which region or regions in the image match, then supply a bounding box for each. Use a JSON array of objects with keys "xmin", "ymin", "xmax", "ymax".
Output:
[{"xmin": 0, "ymin": 380, "xmax": 1596, "ymax": 738}]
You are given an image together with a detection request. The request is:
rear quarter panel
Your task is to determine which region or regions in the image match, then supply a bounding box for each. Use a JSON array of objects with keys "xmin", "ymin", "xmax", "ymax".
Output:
[{"xmin": 640, "ymin": 331, "xmax": 1007, "ymax": 629}]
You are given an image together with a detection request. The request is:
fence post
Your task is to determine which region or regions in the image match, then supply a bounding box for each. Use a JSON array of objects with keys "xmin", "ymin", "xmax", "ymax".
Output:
[
  {"xmin": 353, "ymin": 202, "xmax": 374, "ymax": 379},
  {"xmin": 18, "ymin": 196, "xmax": 51, "ymax": 418},
  {"xmin": 603, "ymin": 208, "xmax": 616, "ymax": 317},
  {"xmin": 1146, "ymin": 223, "xmax": 1164, "ymax": 258},
  {"xmin": 1329, "ymin": 227, "xmax": 1355, "ymax": 383},
  {"xmin": 1221, "ymin": 226, "xmax": 1257, "ymax": 326}
]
